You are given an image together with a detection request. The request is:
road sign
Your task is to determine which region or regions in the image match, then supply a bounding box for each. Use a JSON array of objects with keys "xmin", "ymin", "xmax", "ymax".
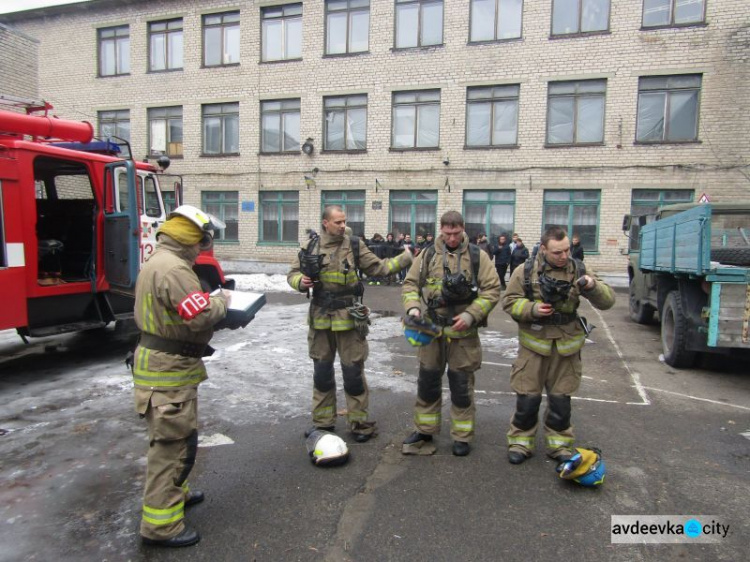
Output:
[{"xmin": 698, "ymin": 193, "xmax": 710, "ymax": 203}]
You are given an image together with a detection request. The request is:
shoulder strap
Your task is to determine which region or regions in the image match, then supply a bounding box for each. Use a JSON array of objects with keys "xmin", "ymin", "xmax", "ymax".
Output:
[
  {"xmin": 523, "ymin": 258, "xmax": 535, "ymax": 300},
  {"xmin": 349, "ymin": 235, "xmax": 361, "ymax": 275},
  {"xmin": 468, "ymin": 243, "xmax": 481, "ymax": 284},
  {"xmin": 572, "ymin": 257, "xmax": 585, "ymax": 279},
  {"xmin": 418, "ymin": 245, "xmax": 436, "ymax": 294}
]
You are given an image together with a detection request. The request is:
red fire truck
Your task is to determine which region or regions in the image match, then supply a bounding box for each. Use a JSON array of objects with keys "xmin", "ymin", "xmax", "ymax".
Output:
[{"xmin": 0, "ymin": 100, "xmax": 233, "ymax": 340}]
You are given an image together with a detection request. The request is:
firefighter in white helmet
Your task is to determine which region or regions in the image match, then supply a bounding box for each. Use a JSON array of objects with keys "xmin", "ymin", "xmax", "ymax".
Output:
[{"xmin": 132, "ymin": 205, "xmax": 229, "ymax": 548}]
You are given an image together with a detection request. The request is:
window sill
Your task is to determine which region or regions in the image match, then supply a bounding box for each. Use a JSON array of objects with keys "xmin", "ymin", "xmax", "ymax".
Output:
[
  {"xmin": 257, "ymin": 241, "xmax": 300, "ymax": 247},
  {"xmin": 321, "ymin": 149, "xmax": 367, "ymax": 154},
  {"xmin": 98, "ymin": 73, "xmax": 131, "ymax": 79},
  {"xmin": 258, "ymin": 151, "xmax": 301, "ymax": 156},
  {"xmin": 147, "ymin": 68, "xmax": 184, "ymax": 74},
  {"xmin": 389, "ymin": 147, "xmax": 440, "ymax": 152},
  {"xmin": 259, "ymin": 58, "xmax": 303, "ymax": 65},
  {"xmin": 322, "ymin": 51, "xmax": 370, "ymax": 59},
  {"xmin": 549, "ymin": 30, "xmax": 611, "ymax": 40},
  {"xmin": 640, "ymin": 22, "xmax": 707, "ymax": 32},
  {"xmin": 467, "ymin": 37, "xmax": 523, "ymax": 46},
  {"xmin": 633, "ymin": 140, "xmax": 701, "ymax": 146},
  {"xmin": 215, "ymin": 240, "xmax": 240, "ymax": 245},
  {"xmin": 201, "ymin": 62, "xmax": 241, "ymax": 69},
  {"xmin": 148, "ymin": 154, "xmax": 184, "ymax": 160},
  {"xmin": 391, "ymin": 44, "xmax": 444, "ymax": 53},
  {"xmin": 200, "ymin": 153, "xmax": 241, "ymax": 158},
  {"xmin": 464, "ymin": 144, "xmax": 519, "ymax": 150},
  {"xmin": 544, "ymin": 142, "xmax": 605, "ymax": 148}
]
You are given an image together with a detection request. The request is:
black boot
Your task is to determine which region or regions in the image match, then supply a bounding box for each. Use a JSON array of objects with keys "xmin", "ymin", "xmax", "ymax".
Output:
[
  {"xmin": 403, "ymin": 431, "xmax": 433, "ymax": 445},
  {"xmin": 185, "ymin": 490, "xmax": 204, "ymax": 507},
  {"xmin": 142, "ymin": 526, "xmax": 200, "ymax": 548},
  {"xmin": 304, "ymin": 425, "xmax": 334, "ymax": 438},
  {"xmin": 508, "ymin": 450, "xmax": 530, "ymax": 465},
  {"xmin": 452, "ymin": 441, "xmax": 471, "ymax": 456}
]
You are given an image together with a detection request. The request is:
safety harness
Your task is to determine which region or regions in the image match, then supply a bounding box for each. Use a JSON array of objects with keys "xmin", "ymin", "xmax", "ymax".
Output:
[{"xmin": 522, "ymin": 247, "xmax": 587, "ymax": 326}]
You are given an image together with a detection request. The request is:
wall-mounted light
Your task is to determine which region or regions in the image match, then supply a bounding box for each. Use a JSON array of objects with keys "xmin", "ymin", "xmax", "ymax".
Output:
[
  {"xmin": 302, "ymin": 137, "xmax": 314, "ymax": 155},
  {"xmin": 304, "ymin": 174, "xmax": 316, "ymax": 190},
  {"xmin": 443, "ymin": 155, "xmax": 450, "ymax": 166}
]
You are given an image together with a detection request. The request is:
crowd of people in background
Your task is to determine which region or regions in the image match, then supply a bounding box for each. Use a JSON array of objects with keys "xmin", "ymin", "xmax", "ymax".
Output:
[{"xmin": 354, "ymin": 229, "xmax": 584, "ymax": 288}]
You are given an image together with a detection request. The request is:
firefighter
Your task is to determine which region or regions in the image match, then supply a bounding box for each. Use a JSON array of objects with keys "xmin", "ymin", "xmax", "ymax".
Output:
[
  {"xmin": 288, "ymin": 206, "xmax": 413, "ymax": 442},
  {"xmin": 502, "ymin": 225, "xmax": 615, "ymax": 465},
  {"xmin": 401, "ymin": 211, "xmax": 501, "ymax": 456},
  {"xmin": 133, "ymin": 205, "xmax": 229, "ymax": 547}
]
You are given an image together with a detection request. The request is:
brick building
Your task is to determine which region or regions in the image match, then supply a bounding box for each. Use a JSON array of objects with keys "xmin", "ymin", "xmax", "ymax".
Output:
[
  {"xmin": 0, "ymin": 21, "xmax": 39, "ymax": 103},
  {"xmin": 2, "ymin": 0, "xmax": 748, "ymax": 272}
]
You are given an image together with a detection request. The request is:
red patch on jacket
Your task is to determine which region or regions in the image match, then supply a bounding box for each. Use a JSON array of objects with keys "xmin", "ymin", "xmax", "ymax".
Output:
[{"xmin": 178, "ymin": 292, "xmax": 210, "ymax": 320}]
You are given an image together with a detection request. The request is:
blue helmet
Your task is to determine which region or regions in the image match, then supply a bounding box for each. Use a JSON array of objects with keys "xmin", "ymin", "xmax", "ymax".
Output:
[
  {"xmin": 557, "ymin": 448, "xmax": 605, "ymax": 487},
  {"xmin": 403, "ymin": 315, "xmax": 442, "ymax": 347}
]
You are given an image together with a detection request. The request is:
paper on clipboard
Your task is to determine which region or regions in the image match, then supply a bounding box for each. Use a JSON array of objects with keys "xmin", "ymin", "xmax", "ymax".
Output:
[{"xmin": 211, "ymin": 289, "xmax": 266, "ymax": 315}]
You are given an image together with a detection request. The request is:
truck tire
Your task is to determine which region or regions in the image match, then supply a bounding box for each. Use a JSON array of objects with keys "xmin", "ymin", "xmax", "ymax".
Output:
[
  {"xmin": 629, "ymin": 282, "xmax": 655, "ymax": 324},
  {"xmin": 710, "ymin": 248, "xmax": 750, "ymax": 267},
  {"xmin": 661, "ymin": 291, "xmax": 697, "ymax": 368}
]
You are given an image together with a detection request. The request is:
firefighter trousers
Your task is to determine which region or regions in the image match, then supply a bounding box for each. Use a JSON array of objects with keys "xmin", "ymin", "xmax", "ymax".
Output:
[
  {"xmin": 139, "ymin": 391, "xmax": 198, "ymax": 541},
  {"xmin": 506, "ymin": 343, "xmax": 581, "ymax": 458},
  {"xmin": 413, "ymin": 334, "xmax": 482, "ymax": 442},
  {"xmin": 308, "ymin": 328, "xmax": 374, "ymax": 435}
]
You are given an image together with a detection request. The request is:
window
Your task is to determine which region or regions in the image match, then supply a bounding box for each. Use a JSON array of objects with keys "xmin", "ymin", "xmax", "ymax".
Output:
[
  {"xmin": 162, "ymin": 191, "xmax": 177, "ymax": 215},
  {"xmin": 551, "ymin": 0, "xmax": 610, "ymax": 35},
  {"xmin": 202, "ymin": 191, "xmax": 238, "ymax": 242},
  {"xmin": 642, "ymin": 0, "xmax": 705, "ymax": 28},
  {"xmin": 262, "ymin": 4, "xmax": 302, "ymax": 62},
  {"xmin": 466, "ymin": 85, "xmax": 519, "ymax": 147},
  {"xmin": 395, "ymin": 0, "xmax": 443, "ymax": 49},
  {"xmin": 326, "ymin": 0, "xmax": 370, "ymax": 55},
  {"xmin": 261, "ymin": 99, "xmax": 301, "ymax": 153},
  {"xmin": 322, "ymin": 191, "xmax": 366, "ymax": 236},
  {"xmin": 636, "ymin": 75, "xmax": 701, "ymax": 143},
  {"xmin": 202, "ymin": 103, "xmax": 239, "ymax": 155},
  {"xmin": 543, "ymin": 190, "xmax": 600, "ymax": 251},
  {"xmin": 203, "ymin": 12, "xmax": 240, "ymax": 66},
  {"xmin": 98, "ymin": 110, "xmax": 130, "ymax": 142},
  {"xmin": 148, "ymin": 106, "xmax": 183, "ymax": 158},
  {"xmin": 98, "ymin": 25, "xmax": 129, "ymax": 77},
  {"xmin": 260, "ymin": 191, "xmax": 299, "ymax": 243},
  {"xmin": 470, "ymin": 0, "xmax": 523, "ymax": 42},
  {"xmin": 149, "ymin": 18, "xmax": 183, "ymax": 71},
  {"xmin": 630, "ymin": 189, "xmax": 693, "ymax": 217},
  {"xmin": 324, "ymin": 95, "xmax": 367, "ymax": 151},
  {"xmin": 392, "ymin": 90, "xmax": 440, "ymax": 149},
  {"xmin": 547, "ymin": 79, "xmax": 606, "ymax": 145},
  {"xmin": 390, "ymin": 191, "xmax": 437, "ymax": 239},
  {"xmin": 463, "ymin": 190, "xmax": 515, "ymax": 241}
]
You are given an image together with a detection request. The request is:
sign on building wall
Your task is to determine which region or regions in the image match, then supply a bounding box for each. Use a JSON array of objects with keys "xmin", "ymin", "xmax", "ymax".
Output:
[{"xmin": 242, "ymin": 201, "xmax": 255, "ymax": 212}]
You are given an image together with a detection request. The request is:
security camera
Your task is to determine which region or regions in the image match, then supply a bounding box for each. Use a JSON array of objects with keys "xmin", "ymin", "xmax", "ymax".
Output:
[{"xmin": 442, "ymin": 157, "xmax": 450, "ymax": 166}]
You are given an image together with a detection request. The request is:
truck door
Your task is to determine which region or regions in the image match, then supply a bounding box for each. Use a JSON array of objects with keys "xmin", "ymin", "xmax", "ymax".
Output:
[{"xmin": 103, "ymin": 160, "xmax": 139, "ymax": 294}]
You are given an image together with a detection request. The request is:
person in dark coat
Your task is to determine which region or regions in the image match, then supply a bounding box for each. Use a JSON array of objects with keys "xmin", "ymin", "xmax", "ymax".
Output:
[
  {"xmin": 571, "ymin": 234, "xmax": 585, "ymax": 261},
  {"xmin": 493, "ymin": 234, "xmax": 512, "ymax": 289},
  {"xmin": 509, "ymin": 238, "xmax": 529, "ymax": 275}
]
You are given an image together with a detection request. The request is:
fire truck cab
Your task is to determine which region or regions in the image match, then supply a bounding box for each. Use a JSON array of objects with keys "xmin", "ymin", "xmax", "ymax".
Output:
[{"xmin": 0, "ymin": 102, "xmax": 232, "ymax": 339}]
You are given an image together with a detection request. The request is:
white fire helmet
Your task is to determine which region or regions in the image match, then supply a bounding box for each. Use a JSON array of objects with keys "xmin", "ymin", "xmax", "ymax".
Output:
[
  {"xmin": 169, "ymin": 205, "xmax": 226, "ymax": 250},
  {"xmin": 305, "ymin": 430, "xmax": 350, "ymax": 467}
]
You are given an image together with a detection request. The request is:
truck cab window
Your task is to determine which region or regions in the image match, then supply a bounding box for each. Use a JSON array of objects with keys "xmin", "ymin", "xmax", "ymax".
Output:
[{"xmin": 143, "ymin": 175, "xmax": 162, "ymax": 217}]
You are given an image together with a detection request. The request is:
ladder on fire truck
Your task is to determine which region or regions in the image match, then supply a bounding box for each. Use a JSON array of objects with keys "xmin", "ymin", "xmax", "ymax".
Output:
[{"xmin": 0, "ymin": 93, "xmax": 52, "ymax": 115}]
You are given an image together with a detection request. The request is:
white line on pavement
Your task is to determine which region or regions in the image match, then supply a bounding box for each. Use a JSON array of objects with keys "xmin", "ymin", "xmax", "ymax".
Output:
[{"xmin": 642, "ymin": 387, "xmax": 750, "ymax": 411}]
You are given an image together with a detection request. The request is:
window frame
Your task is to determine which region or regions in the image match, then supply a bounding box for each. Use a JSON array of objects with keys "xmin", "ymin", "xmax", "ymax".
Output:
[
  {"xmin": 394, "ymin": 0, "xmax": 444, "ymax": 50},
  {"xmin": 259, "ymin": 191, "xmax": 300, "ymax": 244},
  {"xmin": 630, "ymin": 188, "xmax": 694, "ymax": 217},
  {"xmin": 388, "ymin": 190, "xmax": 438, "ymax": 239},
  {"xmin": 465, "ymin": 85, "xmax": 520, "ymax": 148},
  {"xmin": 542, "ymin": 190, "xmax": 601, "ymax": 252},
  {"xmin": 201, "ymin": 191, "xmax": 239, "ymax": 243},
  {"xmin": 635, "ymin": 74, "xmax": 702, "ymax": 144},
  {"xmin": 462, "ymin": 190, "xmax": 516, "ymax": 241},
  {"xmin": 98, "ymin": 25, "xmax": 130, "ymax": 77},
  {"xmin": 641, "ymin": 0, "xmax": 706, "ymax": 29},
  {"xmin": 261, "ymin": 99, "xmax": 302, "ymax": 154},
  {"xmin": 325, "ymin": 0, "xmax": 370, "ymax": 56},
  {"xmin": 468, "ymin": 0, "xmax": 524, "ymax": 44},
  {"xmin": 545, "ymin": 79, "xmax": 607, "ymax": 147},
  {"xmin": 202, "ymin": 11, "xmax": 241, "ymax": 67},
  {"xmin": 148, "ymin": 106, "xmax": 183, "ymax": 158},
  {"xmin": 98, "ymin": 109, "xmax": 131, "ymax": 142},
  {"xmin": 148, "ymin": 18, "xmax": 184, "ymax": 72},
  {"xmin": 391, "ymin": 90, "xmax": 441, "ymax": 150},
  {"xmin": 261, "ymin": 3, "xmax": 303, "ymax": 63},
  {"xmin": 201, "ymin": 102, "xmax": 240, "ymax": 156},
  {"xmin": 322, "ymin": 190, "xmax": 367, "ymax": 236},
  {"xmin": 550, "ymin": 0, "xmax": 611, "ymax": 37},
  {"xmin": 323, "ymin": 94, "xmax": 368, "ymax": 152}
]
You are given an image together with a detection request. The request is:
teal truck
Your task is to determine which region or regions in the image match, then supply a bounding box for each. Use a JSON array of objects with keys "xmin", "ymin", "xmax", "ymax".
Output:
[{"xmin": 624, "ymin": 203, "xmax": 750, "ymax": 367}]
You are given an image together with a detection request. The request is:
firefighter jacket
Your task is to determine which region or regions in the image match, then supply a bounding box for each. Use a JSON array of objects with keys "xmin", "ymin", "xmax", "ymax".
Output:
[
  {"xmin": 502, "ymin": 252, "xmax": 615, "ymax": 357},
  {"xmin": 132, "ymin": 235, "xmax": 228, "ymax": 390},
  {"xmin": 402, "ymin": 232, "xmax": 501, "ymax": 339},
  {"xmin": 287, "ymin": 232, "xmax": 413, "ymax": 331}
]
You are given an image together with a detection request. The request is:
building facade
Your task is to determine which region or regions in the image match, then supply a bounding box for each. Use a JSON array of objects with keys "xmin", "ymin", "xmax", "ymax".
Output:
[
  {"xmin": 0, "ymin": 22, "xmax": 39, "ymax": 103},
  {"xmin": 2, "ymin": 0, "xmax": 748, "ymax": 272}
]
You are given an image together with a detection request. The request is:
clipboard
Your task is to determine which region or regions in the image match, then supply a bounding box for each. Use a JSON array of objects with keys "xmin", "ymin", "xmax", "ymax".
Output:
[{"xmin": 212, "ymin": 289, "xmax": 266, "ymax": 329}]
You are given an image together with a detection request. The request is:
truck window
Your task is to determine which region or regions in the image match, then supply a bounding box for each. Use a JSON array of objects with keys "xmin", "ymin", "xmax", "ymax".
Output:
[
  {"xmin": 117, "ymin": 169, "xmax": 129, "ymax": 212},
  {"xmin": 712, "ymin": 212, "xmax": 750, "ymax": 249},
  {"xmin": 34, "ymin": 156, "xmax": 95, "ymax": 283},
  {"xmin": 143, "ymin": 175, "xmax": 161, "ymax": 217}
]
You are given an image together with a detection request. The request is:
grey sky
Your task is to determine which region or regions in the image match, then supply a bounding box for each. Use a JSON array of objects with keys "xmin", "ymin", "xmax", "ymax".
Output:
[{"xmin": 0, "ymin": 0, "xmax": 89, "ymax": 15}]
